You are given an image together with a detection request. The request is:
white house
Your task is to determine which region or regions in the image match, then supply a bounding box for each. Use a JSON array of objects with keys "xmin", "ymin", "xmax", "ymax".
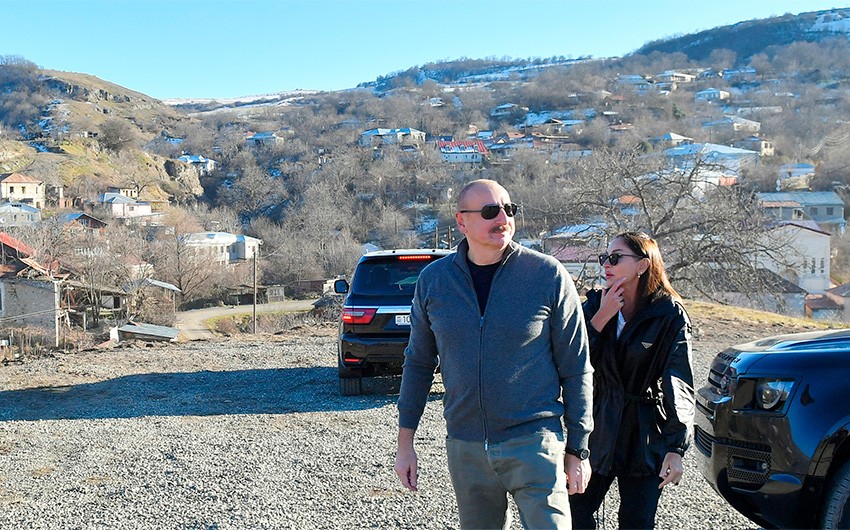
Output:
[
  {"xmin": 178, "ymin": 154, "xmax": 217, "ymax": 176},
  {"xmin": 756, "ymin": 221, "xmax": 831, "ymax": 294},
  {"xmin": 246, "ymin": 132, "xmax": 283, "ymax": 148},
  {"xmin": 695, "ymin": 88, "xmax": 730, "ymax": 102},
  {"xmin": 732, "ymin": 135, "xmax": 775, "ymax": 156},
  {"xmin": 437, "ymin": 140, "xmax": 488, "ymax": 164},
  {"xmin": 490, "ymin": 103, "xmax": 528, "ymax": 118},
  {"xmin": 656, "ymin": 71, "xmax": 696, "ymax": 84},
  {"xmin": 614, "ymin": 75, "xmax": 654, "ymax": 94},
  {"xmin": 359, "ymin": 128, "xmax": 426, "ymax": 147},
  {"xmin": 0, "ymin": 173, "xmax": 45, "ymax": 209},
  {"xmin": 0, "ymin": 202, "xmax": 41, "ymax": 227},
  {"xmin": 98, "ymin": 192, "xmax": 154, "ymax": 219},
  {"xmin": 181, "ymin": 232, "xmax": 262, "ymax": 266},
  {"xmin": 703, "ymin": 115, "xmax": 761, "ymax": 133},
  {"xmin": 664, "ymin": 143, "xmax": 759, "ymax": 175}
]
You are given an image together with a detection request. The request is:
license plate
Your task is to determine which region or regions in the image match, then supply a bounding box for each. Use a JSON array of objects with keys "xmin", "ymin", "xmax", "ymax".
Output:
[{"xmin": 395, "ymin": 314, "xmax": 411, "ymax": 326}]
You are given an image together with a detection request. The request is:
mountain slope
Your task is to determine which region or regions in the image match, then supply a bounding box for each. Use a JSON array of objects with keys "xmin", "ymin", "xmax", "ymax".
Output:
[{"xmin": 635, "ymin": 8, "xmax": 850, "ymax": 60}]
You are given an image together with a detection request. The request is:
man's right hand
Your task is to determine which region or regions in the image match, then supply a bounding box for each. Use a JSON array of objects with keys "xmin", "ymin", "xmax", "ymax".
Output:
[{"xmin": 395, "ymin": 427, "xmax": 419, "ymax": 491}]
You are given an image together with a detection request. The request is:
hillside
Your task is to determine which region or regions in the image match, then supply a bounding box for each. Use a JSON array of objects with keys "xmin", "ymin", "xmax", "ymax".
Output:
[
  {"xmin": 635, "ymin": 8, "xmax": 850, "ymax": 61},
  {"xmin": 1, "ymin": 68, "xmax": 204, "ymax": 200}
]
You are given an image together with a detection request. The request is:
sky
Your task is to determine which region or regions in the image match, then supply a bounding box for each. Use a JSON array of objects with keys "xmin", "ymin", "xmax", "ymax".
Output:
[{"xmin": 1, "ymin": 0, "xmax": 846, "ymax": 100}]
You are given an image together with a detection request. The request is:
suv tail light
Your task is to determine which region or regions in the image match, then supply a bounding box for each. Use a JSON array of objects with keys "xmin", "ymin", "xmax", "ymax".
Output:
[{"xmin": 342, "ymin": 307, "xmax": 378, "ymax": 325}]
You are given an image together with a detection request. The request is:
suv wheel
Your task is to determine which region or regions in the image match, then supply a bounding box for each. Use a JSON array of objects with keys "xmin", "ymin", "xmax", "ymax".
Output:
[
  {"xmin": 340, "ymin": 377, "xmax": 362, "ymax": 396},
  {"xmin": 821, "ymin": 460, "xmax": 850, "ymax": 528}
]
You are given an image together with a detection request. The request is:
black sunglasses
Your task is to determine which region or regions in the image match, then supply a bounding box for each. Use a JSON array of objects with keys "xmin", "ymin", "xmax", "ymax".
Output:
[
  {"xmin": 598, "ymin": 252, "xmax": 644, "ymax": 266},
  {"xmin": 459, "ymin": 203, "xmax": 518, "ymax": 220}
]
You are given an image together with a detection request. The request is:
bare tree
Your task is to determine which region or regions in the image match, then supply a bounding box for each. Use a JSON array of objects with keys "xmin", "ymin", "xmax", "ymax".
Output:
[
  {"xmin": 98, "ymin": 118, "xmax": 138, "ymax": 153},
  {"xmin": 525, "ymin": 149, "xmax": 796, "ymax": 301}
]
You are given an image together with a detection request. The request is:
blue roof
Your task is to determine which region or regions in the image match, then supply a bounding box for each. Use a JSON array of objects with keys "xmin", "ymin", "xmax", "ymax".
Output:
[{"xmin": 756, "ymin": 191, "xmax": 844, "ymax": 206}]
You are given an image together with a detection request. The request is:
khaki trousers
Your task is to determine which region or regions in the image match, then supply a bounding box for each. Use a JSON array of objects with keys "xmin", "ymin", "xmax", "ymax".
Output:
[{"xmin": 446, "ymin": 430, "xmax": 571, "ymax": 530}]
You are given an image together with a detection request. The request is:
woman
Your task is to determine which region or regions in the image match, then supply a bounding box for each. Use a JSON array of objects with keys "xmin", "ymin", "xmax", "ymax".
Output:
[{"xmin": 570, "ymin": 232, "xmax": 695, "ymax": 530}]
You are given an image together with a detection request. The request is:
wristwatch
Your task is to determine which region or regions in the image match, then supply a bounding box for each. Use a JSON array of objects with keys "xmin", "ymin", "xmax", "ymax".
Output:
[{"xmin": 566, "ymin": 446, "xmax": 590, "ymax": 460}]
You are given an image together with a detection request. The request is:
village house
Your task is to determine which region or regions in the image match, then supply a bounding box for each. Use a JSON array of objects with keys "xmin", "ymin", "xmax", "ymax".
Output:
[
  {"xmin": 358, "ymin": 128, "xmax": 426, "ymax": 147},
  {"xmin": 614, "ymin": 74, "xmax": 654, "ymax": 94},
  {"xmin": 245, "ymin": 131, "xmax": 283, "ymax": 148},
  {"xmin": 107, "ymin": 186, "xmax": 138, "ymax": 199},
  {"xmin": 489, "ymin": 103, "xmax": 528, "ymax": 118},
  {"xmin": 436, "ymin": 140, "xmax": 488, "ymax": 165},
  {"xmin": 178, "ymin": 154, "xmax": 217, "ymax": 176},
  {"xmin": 732, "ymin": 135, "xmax": 775, "ymax": 156},
  {"xmin": 649, "ymin": 132, "xmax": 693, "ymax": 149},
  {"xmin": 694, "ymin": 88, "xmax": 730, "ymax": 102},
  {"xmin": 664, "ymin": 143, "xmax": 760, "ymax": 175},
  {"xmin": 53, "ymin": 212, "xmax": 108, "ymax": 232},
  {"xmin": 655, "ymin": 71, "xmax": 696, "ymax": 84},
  {"xmin": 822, "ymin": 283, "xmax": 850, "ymax": 322},
  {"xmin": 0, "ymin": 172, "xmax": 45, "ymax": 209},
  {"xmin": 756, "ymin": 191, "xmax": 846, "ymax": 235},
  {"xmin": 776, "ymin": 163, "xmax": 816, "ymax": 190},
  {"xmin": 97, "ymin": 192, "xmax": 155, "ymax": 220},
  {"xmin": 181, "ymin": 232, "xmax": 262, "ymax": 266},
  {"xmin": 755, "ymin": 221, "xmax": 831, "ymax": 295},
  {"xmin": 543, "ymin": 223, "xmax": 608, "ymax": 288},
  {"xmin": 703, "ymin": 115, "xmax": 761, "ymax": 134},
  {"xmin": 0, "ymin": 202, "xmax": 41, "ymax": 227},
  {"xmin": 707, "ymin": 269, "xmax": 807, "ymax": 317},
  {"xmin": 722, "ymin": 67, "xmax": 757, "ymax": 83}
]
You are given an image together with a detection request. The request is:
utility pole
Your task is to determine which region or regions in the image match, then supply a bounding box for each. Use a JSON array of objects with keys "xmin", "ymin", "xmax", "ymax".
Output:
[{"xmin": 252, "ymin": 246, "xmax": 258, "ymax": 334}]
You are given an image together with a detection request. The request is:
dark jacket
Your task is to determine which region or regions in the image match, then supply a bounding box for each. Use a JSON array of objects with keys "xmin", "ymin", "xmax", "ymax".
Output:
[
  {"xmin": 398, "ymin": 239, "xmax": 593, "ymax": 449},
  {"xmin": 582, "ymin": 289, "xmax": 694, "ymax": 477}
]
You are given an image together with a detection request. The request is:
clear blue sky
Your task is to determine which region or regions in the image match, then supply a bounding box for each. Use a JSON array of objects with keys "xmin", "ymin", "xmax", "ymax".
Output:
[{"xmin": 2, "ymin": 0, "xmax": 845, "ymax": 100}]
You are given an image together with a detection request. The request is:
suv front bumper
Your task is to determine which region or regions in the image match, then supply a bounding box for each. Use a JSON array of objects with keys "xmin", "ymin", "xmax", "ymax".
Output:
[{"xmin": 695, "ymin": 396, "xmax": 809, "ymax": 528}]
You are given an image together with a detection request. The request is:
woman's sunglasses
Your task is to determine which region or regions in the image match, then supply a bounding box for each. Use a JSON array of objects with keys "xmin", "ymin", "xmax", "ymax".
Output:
[
  {"xmin": 598, "ymin": 252, "xmax": 644, "ymax": 266},
  {"xmin": 459, "ymin": 203, "xmax": 519, "ymax": 220}
]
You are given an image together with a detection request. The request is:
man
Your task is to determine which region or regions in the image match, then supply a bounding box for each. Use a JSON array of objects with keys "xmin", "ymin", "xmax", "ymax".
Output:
[{"xmin": 395, "ymin": 179, "xmax": 593, "ymax": 530}]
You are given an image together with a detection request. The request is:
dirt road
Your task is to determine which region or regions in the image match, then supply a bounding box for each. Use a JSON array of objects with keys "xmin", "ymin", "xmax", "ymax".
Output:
[{"xmin": 174, "ymin": 299, "xmax": 318, "ymax": 341}]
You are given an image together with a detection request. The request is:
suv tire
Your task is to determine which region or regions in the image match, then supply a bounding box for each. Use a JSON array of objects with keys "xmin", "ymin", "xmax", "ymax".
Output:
[
  {"xmin": 821, "ymin": 460, "xmax": 850, "ymax": 529},
  {"xmin": 340, "ymin": 377, "xmax": 362, "ymax": 396}
]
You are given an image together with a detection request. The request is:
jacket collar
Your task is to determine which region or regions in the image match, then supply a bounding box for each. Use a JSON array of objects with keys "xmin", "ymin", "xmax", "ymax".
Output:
[{"xmin": 453, "ymin": 238, "xmax": 519, "ymax": 272}]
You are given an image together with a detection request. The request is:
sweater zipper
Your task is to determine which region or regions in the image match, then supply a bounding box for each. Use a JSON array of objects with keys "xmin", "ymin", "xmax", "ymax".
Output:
[{"xmin": 479, "ymin": 314, "xmax": 489, "ymax": 449}]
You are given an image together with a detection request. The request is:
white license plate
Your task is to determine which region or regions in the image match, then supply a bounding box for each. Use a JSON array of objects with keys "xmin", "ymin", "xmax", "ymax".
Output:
[{"xmin": 395, "ymin": 314, "xmax": 411, "ymax": 326}]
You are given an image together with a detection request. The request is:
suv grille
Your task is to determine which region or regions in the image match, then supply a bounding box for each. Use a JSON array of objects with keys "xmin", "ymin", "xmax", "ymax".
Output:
[
  {"xmin": 727, "ymin": 445, "xmax": 771, "ymax": 485},
  {"xmin": 694, "ymin": 425, "xmax": 713, "ymax": 457}
]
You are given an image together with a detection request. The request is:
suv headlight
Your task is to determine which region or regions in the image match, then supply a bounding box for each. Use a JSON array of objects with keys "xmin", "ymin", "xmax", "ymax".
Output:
[{"xmin": 755, "ymin": 379, "xmax": 794, "ymax": 411}]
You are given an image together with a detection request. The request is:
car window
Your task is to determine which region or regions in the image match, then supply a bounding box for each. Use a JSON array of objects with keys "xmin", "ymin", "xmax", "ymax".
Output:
[{"xmin": 351, "ymin": 257, "xmax": 436, "ymax": 296}]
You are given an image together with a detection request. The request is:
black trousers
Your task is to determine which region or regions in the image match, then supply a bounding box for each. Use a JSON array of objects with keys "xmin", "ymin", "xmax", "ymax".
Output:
[{"xmin": 569, "ymin": 472, "xmax": 663, "ymax": 529}]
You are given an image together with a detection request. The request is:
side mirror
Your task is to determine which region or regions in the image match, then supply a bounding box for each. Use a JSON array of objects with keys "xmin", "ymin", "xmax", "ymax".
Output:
[{"xmin": 334, "ymin": 279, "xmax": 349, "ymax": 294}]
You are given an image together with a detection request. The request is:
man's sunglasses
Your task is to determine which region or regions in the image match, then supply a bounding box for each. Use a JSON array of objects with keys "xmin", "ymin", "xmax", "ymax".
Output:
[
  {"xmin": 598, "ymin": 252, "xmax": 644, "ymax": 266},
  {"xmin": 459, "ymin": 203, "xmax": 519, "ymax": 220}
]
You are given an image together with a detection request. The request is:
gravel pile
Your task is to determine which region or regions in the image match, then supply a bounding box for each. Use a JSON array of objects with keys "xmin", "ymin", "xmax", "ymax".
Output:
[{"xmin": 0, "ymin": 326, "xmax": 758, "ymax": 529}]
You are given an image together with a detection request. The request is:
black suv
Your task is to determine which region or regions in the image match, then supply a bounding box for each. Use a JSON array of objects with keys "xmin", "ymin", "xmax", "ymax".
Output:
[
  {"xmin": 334, "ymin": 249, "xmax": 452, "ymax": 396},
  {"xmin": 696, "ymin": 329, "xmax": 850, "ymax": 529}
]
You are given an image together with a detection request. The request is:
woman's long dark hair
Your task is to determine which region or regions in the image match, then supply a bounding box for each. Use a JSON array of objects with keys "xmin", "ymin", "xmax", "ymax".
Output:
[{"xmin": 616, "ymin": 231, "xmax": 681, "ymax": 303}]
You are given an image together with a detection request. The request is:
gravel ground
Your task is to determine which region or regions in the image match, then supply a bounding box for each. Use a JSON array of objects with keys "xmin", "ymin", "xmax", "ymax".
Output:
[{"xmin": 0, "ymin": 321, "xmax": 768, "ymax": 530}]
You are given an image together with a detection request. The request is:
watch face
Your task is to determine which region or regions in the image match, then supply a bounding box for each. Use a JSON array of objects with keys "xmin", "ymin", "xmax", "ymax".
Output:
[{"xmin": 579, "ymin": 449, "xmax": 590, "ymax": 459}]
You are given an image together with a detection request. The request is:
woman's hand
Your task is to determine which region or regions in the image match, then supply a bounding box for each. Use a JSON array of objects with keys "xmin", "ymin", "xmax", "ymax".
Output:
[
  {"xmin": 590, "ymin": 277, "xmax": 625, "ymax": 332},
  {"xmin": 658, "ymin": 452, "xmax": 684, "ymax": 488}
]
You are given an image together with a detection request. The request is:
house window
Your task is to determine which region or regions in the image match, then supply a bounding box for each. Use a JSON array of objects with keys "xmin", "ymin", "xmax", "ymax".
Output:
[
  {"xmin": 21, "ymin": 187, "xmax": 26, "ymax": 194},
  {"xmin": 792, "ymin": 209, "xmax": 804, "ymax": 220},
  {"xmin": 811, "ymin": 207, "xmax": 819, "ymax": 216},
  {"xmin": 811, "ymin": 258, "xmax": 816, "ymax": 274},
  {"xmin": 8, "ymin": 186, "xmax": 13, "ymax": 194},
  {"xmin": 827, "ymin": 207, "xmax": 834, "ymax": 216},
  {"xmin": 821, "ymin": 258, "xmax": 825, "ymax": 274}
]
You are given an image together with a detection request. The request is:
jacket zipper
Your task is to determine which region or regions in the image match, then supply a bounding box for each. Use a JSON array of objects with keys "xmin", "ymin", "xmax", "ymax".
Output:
[{"xmin": 479, "ymin": 314, "xmax": 488, "ymax": 450}]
